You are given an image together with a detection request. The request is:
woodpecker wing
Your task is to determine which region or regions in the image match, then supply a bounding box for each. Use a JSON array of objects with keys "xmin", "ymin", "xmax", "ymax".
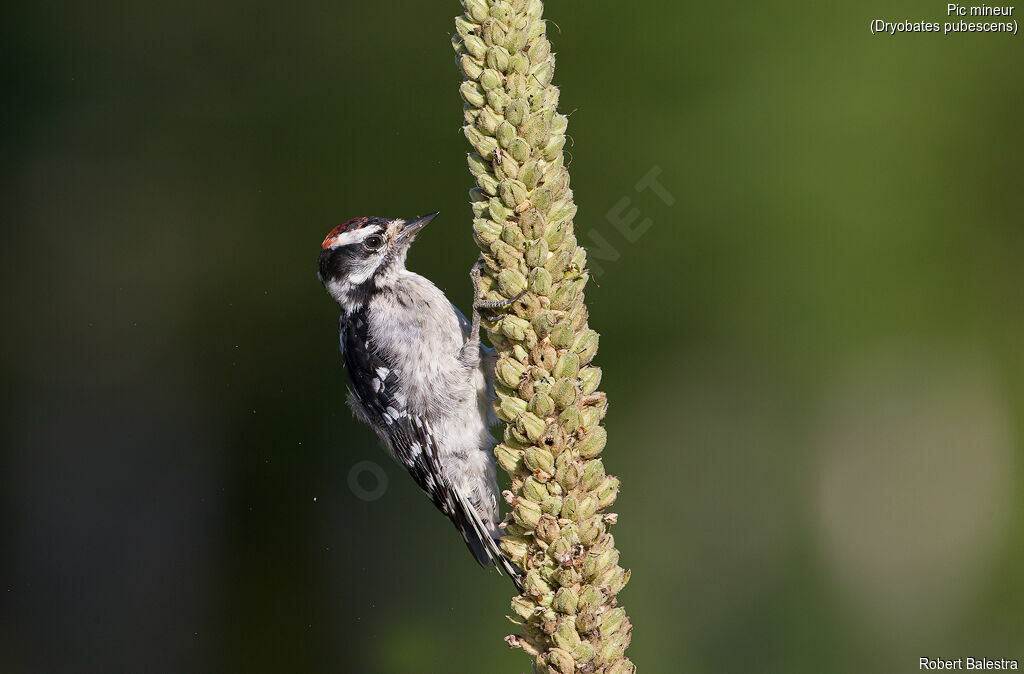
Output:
[{"xmin": 340, "ymin": 310, "xmax": 522, "ymax": 587}]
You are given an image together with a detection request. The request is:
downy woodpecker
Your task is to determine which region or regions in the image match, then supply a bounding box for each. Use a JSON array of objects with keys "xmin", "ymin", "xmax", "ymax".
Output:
[{"xmin": 318, "ymin": 212, "xmax": 523, "ymax": 588}]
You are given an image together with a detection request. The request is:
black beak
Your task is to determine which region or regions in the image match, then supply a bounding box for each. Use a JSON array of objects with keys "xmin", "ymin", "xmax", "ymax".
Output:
[{"xmin": 397, "ymin": 212, "xmax": 439, "ymax": 244}]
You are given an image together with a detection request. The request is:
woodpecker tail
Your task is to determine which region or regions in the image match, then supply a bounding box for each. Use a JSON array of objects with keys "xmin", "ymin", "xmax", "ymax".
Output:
[{"xmin": 451, "ymin": 489, "xmax": 525, "ymax": 591}]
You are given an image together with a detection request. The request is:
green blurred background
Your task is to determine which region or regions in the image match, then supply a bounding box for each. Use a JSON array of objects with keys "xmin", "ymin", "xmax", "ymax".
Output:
[{"xmin": 2, "ymin": 1, "xmax": 1022, "ymax": 672}]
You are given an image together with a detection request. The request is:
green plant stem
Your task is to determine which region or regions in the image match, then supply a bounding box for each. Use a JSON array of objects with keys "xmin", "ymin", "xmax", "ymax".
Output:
[{"xmin": 452, "ymin": 2, "xmax": 635, "ymax": 672}]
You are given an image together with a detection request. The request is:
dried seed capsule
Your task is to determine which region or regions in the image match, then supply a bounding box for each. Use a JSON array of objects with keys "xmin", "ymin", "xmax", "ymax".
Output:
[
  {"xmin": 553, "ymin": 620, "xmax": 582, "ymax": 652},
  {"xmin": 501, "ymin": 222, "xmax": 526, "ymax": 248},
  {"xmin": 459, "ymin": 81, "xmax": 485, "ymax": 107},
  {"xmin": 486, "ymin": 46, "xmax": 511, "ymax": 72},
  {"xmin": 549, "ymin": 378, "xmax": 577, "ymax": 410},
  {"xmin": 494, "ymin": 444, "xmax": 524, "ymax": 473},
  {"xmin": 496, "ymin": 120, "xmax": 516, "ymax": 148},
  {"xmin": 465, "ymin": 0, "xmax": 489, "ymax": 22},
  {"xmin": 519, "ymin": 413, "xmax": 547, "ymax": 443},
  {"xmin": 479, "ymin": 68, "xmax": 503, "ymax": 91},
  {"xmin": 528, "ymin": 267, "xmax": 553, "ymax": 296},
  {"xmin": 523, "ymin": 445, "xmax": 555, "ymax": 474},
  {"xmin": 579, "ymin": 427, "xmax": 608, "ymax": 459},
  {"xmin": 553, "ymin": 587, "xmax": 579, "ymax": 615},
  {"xmin": 508, "ymin": 137, "xmax": 531, "ymax": 163},
  {"xmin": 552, "ymin": 351, "xmax": 580, "ymax": 379},
  {"xmin": 472, "ymin": 218, "xmax": 502, "ymax": 246},
  {"xmin": 547, "ymin": 648, "xmax": 575, "ymax": 674},
  {"xmin": 506, "ymin": 98, "xmax": 529, "ymax": 126},
  {"xmin": 460, "ymin": 54, "xmax": 484, "ymax": 80}
]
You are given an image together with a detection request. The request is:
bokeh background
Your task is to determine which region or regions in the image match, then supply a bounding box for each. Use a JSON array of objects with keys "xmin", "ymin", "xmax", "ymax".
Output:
[{"xmin": 2, "ymin": 1, "xmax": 1022, "ymax": 672}]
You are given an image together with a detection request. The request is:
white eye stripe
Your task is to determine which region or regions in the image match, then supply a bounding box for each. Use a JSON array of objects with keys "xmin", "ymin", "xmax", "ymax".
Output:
[{"xmin": 326, "ymin": 225, "xmax": 383, "ymax": 249}]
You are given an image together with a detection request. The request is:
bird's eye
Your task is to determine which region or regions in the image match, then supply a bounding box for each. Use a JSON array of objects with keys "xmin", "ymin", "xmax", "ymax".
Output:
[{"xmin": 364, "ymin": 235, "xmax": 384, "ymax": 250}]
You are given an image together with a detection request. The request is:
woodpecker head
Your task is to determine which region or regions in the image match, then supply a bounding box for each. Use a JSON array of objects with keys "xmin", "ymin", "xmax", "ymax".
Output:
[{"xmin": 318, "ymin": 212, "xmax": 438, "ymax": 308}]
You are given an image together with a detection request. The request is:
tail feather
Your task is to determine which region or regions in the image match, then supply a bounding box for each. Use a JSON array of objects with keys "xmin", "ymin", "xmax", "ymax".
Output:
[{"xmin": 451, "ymin": 489, "xmax": 525, "ymax": 591}]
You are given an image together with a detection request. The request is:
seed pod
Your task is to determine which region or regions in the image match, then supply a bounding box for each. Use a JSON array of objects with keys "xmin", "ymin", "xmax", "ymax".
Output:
[
  {"xmin": 524, "ymin": 238, "xmax": 549, "ymax": 267},
  {"xmin": 508, "ymin": 137, "xmax": 531, "ymax": 163},
  {"xmin": 522, "ymin": 113, "xmax": 550, "ymax": 148},
  {"xmin": 559, "ymin": 494, "xmax": 578, "ymax": 521},
  {"xmin": 488, "ymin": 197, "xmax": 512, "ymax": 223},
  {"xmin": 531, "ymin": 309, "xmax": 556, "ymax": 337},
  {"xmin": 519, "ymin": 160, "xmax": 541, "ymax": 189},
  {"xmin": 514, "ymin": 498, "xmax": 542, "ymax": 528},
  {"xmin": 578, "ymin": 515, "xmax": 604, "ymax": 544},
  {"xmin": 503, "ymin": 533, "xmax": 530, "ymax": 560},
  {"xmin": 496, "ymin": 355, "xmax": 528, "ymax": 388},
  {"xmin": 576, "ymin": 605, "xmax": 599, "ymax": 634},
  {"xmin": 523, "ymin": 476, "xmax": 549, "ymax": 503},
  {"xmin": 506, "ymin": 98, "xmax": 529, "ymax": 126},
  {"xmin": 528, "ymin": 267, "xmax": 552, "ymax": 296},
  {"xmin": 548, "ymin": 199, "xmax": 577, "ymax": 223},
  {"xmin": 546, "ymin": 648, "xmax": 575, "ymax": 674},
  {"xmin": 536, "ymin": 513, "xmax": 560, "ymax": 542},
  {"xmin": 544, "ymin": 220, "xmax": 569, "ymax": 248},
  {"xmin": 573, "ymin": 329, "xmax": 600, "ymax": 364},
  {"xmin": 558, "ymin": 406, "xmax": 582, "ymax": 434},
  {"xmin": 499, "ymin": 179, "xmax": 529, "ymax": 209},
  {"xmin": 601, "ymin": 607, "xmax": 627, "ymax": 638},
  {"xmin": 522, "ymin": 447, "xmax": 554, "ymax": 478},
  {"xmin": 490, "ymin": 89, "xmax": 511, "ymax": 113},
  {"xmin": 582, "ymin": 459, "xmax": 606, "ymax": 490},
  {"xmin": 572, "ymin": 642, "xmax": 597, "ymax": 665},
  {"xmin": 494, "ymin": 444, "xmax": 524, "ymax": 473},
  {"xmin": 460, "ymin": 54, "xmax": 484, "ymax": 80},
  {"xmin": 599, "ymin": 631, "xmax": 628, "ymax": 665},
  {"xmin": 500, "ymin": 315, "xmax": 531, "ymax": 340},
  {"xmin": 579, "ymin": 366, "xmax": 602, "ymax": 395},
  {"xmin": 482, "ymin": 21, "xmax": 507, "ymax": 48},
  {"xmin": 496, "ymin": 120, "xmax": 516, "ymax": 148},
  {"xmin": 542, "ymin": 495, "xmax": 563, "ymax": 515},
  {"xmin": 606, "ymin": 659, "xmax": 636, "ymax": 674},
  {"xmin": 531, "ymin": 60, "xmax": 554, "ymax": 88},
  {"xmin": 552, "ymin": 351, "xmax": 580, "ymax": 379},
  {"xmin": 501, "ymin": 221, "xmax": 526, "ymax": 248},
  {"xmin": 578, "ymin": 495, "xmax": 600, "ymax": 520},
  {"xmin": 479, "ymin": 68, "xmax": 503, "ymax": 91},
  {"xmin": 472, "ymin": 218, "xmax": 502, "ymax": 247},
  {"xmin": 553, "ymin": 587, "xmax": 579, "ymax": 615},
  {"xmin": 552, "ymin": 620, "xmax": 582, "ymax": 651},
  {"xmin": 498, "ymin": 268, "xmax": 527, "ymax": 298},
  {"xmin": 498, "ymin": 394, "xmax": 528, "ymax": 422},
  {"xmin": 465, "ymin": 0, "xmax": 489, "ymax": 22},
  {"xmin": 528, "ymin": 36, "xmax": 551, "ymax": 64},
  {"xmin": 489, "ymin": 2, "xmax": 512, "ymax": 23},
  {"xmin": 579, "ymin": 427, "xmax": 608, "ymax": 459},
  {"xmin": 477, "ymin": 172, "xmax": 499, "ymax": 196},
  {"xmin": 486, "ymin": 46, "xmax": 511, "ymax": 72},
  {"xmin": 509, "ymin": 52, "xmax": 530, "ymax": 74},
  {"xmin": 505, "ymin": 28, "xmax": 529, "ymax": 53},
  {"xmin": 455, "ymin": 16, "xmax": 475, "ymax": 38},
  {"xmin": 530, "ymin": 189, "xmax": 552, "ymax": 216},
  {"xmin": 597, "ymin": 477, "xmax": 620, "ymax": 508},
  {"xmin": 519, "ymin": 413, "xmax": 547, "ymax": 444},
  {"xmin": 460, "ymin": 81, "xmax": 486, "ymax": 107},
  {"xmin": 530, "ymin": 392, "xmax": 555, "ymax": 418},
  {"xmin": 549, "ymin": 378, "xmax": 577, "ymax": 410},
  {"xmin": 520, "ymin": 208, "xmax": 546, "ymax": 239},
  {"xmin": 495, "ymin": 150, "xmax": 520, "ymax": 181},
  {"xmin": 511, "ymin": 595, "xmax": 536, "ymax": 620}
]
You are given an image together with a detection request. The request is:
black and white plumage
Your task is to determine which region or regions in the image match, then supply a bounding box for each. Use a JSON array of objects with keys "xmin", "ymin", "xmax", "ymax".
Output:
[{"xmin": 318, "ymin": 213, "xmax": 523, "ymax": 588}]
